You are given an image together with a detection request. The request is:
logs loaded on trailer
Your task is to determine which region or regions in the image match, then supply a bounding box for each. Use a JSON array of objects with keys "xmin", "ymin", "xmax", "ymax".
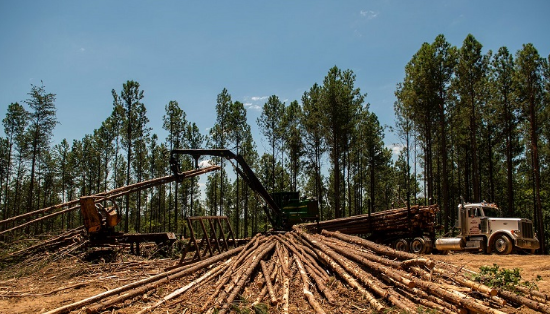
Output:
[
  {"xmin": 40, "ymin": 228, "xmax": 550, "ymax": 314},
  {"xmin": 302, "ymin": 204, "xmax": 440, "ymax": 254}
]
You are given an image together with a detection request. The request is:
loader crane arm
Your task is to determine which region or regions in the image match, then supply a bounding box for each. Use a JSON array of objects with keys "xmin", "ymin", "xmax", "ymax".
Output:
[{"xmin": 170, "ymin": 149, "xmax": 285, "ymax": 230}]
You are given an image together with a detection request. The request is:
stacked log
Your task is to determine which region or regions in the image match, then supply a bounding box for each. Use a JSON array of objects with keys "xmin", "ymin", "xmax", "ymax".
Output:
[
  {"xmin": 40, "ymin": 228, "xmax": 550, "ymax": 314},
  {"xmin": 4, "ymin": 227, "xmax": 88, "ymax": 269},
  {"xmin": 302, "ymin": 204, "xmax": 439, "ymax": 236}
]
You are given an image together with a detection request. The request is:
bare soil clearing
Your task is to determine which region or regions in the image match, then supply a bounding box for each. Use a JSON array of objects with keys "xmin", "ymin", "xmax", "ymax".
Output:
[{"xmin": 430, "ymin": 252, "xmax": 550, "ymax": 294}]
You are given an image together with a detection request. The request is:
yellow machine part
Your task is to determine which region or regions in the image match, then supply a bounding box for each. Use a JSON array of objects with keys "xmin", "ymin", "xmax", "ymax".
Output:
[
  {"xmin": 80, "ymin": 197, "xmax": 102, "ymax": 233},
  {"xmin": 105, "ymin": 207, "xmax": 121, "ymax": 228}
]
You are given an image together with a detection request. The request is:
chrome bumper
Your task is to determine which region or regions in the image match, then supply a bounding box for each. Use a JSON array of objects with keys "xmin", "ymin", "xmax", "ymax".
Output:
[{"xmin": 515, "ymin": 238, "xmax": 540, "ymax": 250}]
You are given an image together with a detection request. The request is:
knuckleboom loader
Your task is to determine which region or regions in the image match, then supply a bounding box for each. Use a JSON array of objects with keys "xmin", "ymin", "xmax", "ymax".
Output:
[
  {"xmin": 169, "ymin": 149, "xmax": 319, "ymax": 231},
  {"xmin": 435, "ymin": 199, "xmax": 540, "ymax": 255}
]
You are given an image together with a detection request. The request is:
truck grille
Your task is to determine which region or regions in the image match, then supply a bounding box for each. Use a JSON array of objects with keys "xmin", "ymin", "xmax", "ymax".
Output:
[{"xmin": 520, "ymin": 221, "xmax": 534, "ymax": 239}]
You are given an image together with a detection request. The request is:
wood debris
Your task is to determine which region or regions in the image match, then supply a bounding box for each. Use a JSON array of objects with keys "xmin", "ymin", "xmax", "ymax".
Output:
[{"xmin": 35, "ymin": 227, "xmax": 550, "ymax": 314}]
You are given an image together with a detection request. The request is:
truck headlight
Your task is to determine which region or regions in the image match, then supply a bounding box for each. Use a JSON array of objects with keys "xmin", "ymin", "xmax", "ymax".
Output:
[{"xmin": 511, "ymin": 229, "xmax": 520, "ymax": 236}]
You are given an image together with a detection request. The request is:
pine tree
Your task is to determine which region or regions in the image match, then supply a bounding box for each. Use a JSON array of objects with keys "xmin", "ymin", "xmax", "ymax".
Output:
[
  {"xmin": 320, "ymin": 66, "xmax": 364, "ymax": 218},
  {"xmin": 515, "ymin": 43, "xmax": 546, "ymax": 253},
  {"xmin": 112, "ymin": 80, "xmax": 145, "ymax": 232},
  {"xmin": 489, "ymin": 46, "xmax": 521, "ymax": 215},
  {"xmin": 2, "ymin": 102, "xmax": 28, "ymax": 219},
  {"xmin": 25, "ymin": 83, "xmax": 58, "ymax": 215},
  {"xmin": 257, "ymin": 95, "xmax": 285, "ymax": 193},
  {"xmin": 301, "ymin": 83, "xmax": 326, "ymax": 219}
]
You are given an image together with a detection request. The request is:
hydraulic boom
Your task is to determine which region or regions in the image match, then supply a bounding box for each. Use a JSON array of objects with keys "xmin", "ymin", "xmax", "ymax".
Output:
[{"xmin": 170, "ymin": 149, "xmax": 319, "ymax": 230}]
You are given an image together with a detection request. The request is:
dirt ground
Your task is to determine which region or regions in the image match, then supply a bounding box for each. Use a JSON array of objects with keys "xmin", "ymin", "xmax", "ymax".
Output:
[
  {"xmin": 0, "ymin": 250, "xmax": 549, "ymax": 314},
  {"xmin": 430, "ymin": 251, "xmax": 550, "ymax": 294}
]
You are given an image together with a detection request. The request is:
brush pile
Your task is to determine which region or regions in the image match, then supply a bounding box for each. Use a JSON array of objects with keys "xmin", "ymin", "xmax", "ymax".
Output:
[
  {"xmin": 3, "ymin": 227, "xmax": 88, "ymax": 268},
  {"xmin": 39, "ymin": 227, "xmax": 550, "ymax": 314}
]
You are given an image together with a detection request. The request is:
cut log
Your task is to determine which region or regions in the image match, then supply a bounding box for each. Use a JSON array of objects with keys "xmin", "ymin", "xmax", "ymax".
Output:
[
  {"xmin": 260, "ymin": 260, "xmax": 278, "ymax": 305},
  {"xmin": 308, "ymin": 234, "xmax": 416, "ymax": 311},
  {"xmin": 295, "ymin": 230, "xmax": 386, "ymax": 312},
  {"xmin": 43, "ymin": 244, "xmax": 244, "ymax": 314},
  {"xmin": 295, "ymin": 255, "xmax": 326, "ymax": 314},
  {"xmin": 433, "ymin": 266, "xmax": 497, "ymax": 297},
  {"xmin": 321, "ymin": 229, "xmax": 422, "ymax": 261},
  {"xmin": 321, "ymin": 237, "xmax": 415, "ymax": 289},
  {"xmin": 499, "ymin": 289, "xmax": 550, "ymax": 314},
  {"xmin": 135, "ymin": 258, "xmax": 231, "ymax": 314},
  {"xmin": 217, "ymin": 241, "xmax": 276, "ymax": 314}
]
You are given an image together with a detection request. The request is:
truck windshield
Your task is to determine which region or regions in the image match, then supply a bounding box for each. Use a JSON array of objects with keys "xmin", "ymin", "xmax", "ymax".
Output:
[{"xmin": 482, "ymin": 206, "xmax": 501, "ymax": 217}]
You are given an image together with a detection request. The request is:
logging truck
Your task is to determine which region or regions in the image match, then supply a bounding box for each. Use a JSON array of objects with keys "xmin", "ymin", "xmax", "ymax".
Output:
[
  {"xmin": 306, "ymin": 201, "xmax": 540, "ymax": 255},
  {"xmin": 434, "ymin": 201, "xmax": 540, "ymax": 255}
]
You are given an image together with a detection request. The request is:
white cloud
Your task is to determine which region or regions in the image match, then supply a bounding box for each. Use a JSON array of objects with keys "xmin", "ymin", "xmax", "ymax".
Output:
[
  {"xmin": 360, "ymin": 10, "xmax": 379, "ymax": 20},
  {"xmin": 244, "ymin": 102, "xmax": 261, "ymax": 110},
  {"xmin": 243, "ymin": 96, "xmax": 268, "ymax": 111},
  {"xmin": 199, "ymin": 159, "xmax": 213, "ymax": 168},
  {"xmin": 80, "ymin": 47, "xmax": 85, "ymax": 52},
  {"xmin": 389, "ymin": 144, "xmax": 404, "ymax": 156}
]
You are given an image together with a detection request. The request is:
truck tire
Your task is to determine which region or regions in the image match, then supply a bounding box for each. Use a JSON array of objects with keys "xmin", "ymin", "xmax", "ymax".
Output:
[
  {"xmin": 394, "ymin": 239, "xmax": 409, "ymax": 252},
  {"xmin": 410, "ymin": 237, "xmax": 426, "ymax": 254},
  {"xmin": 493, "ymin": 235, "xmax": 513, "ymax": 255}
]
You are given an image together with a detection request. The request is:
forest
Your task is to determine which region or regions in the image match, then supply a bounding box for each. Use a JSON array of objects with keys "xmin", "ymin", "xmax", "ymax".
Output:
[{"xmin": 1, "ymin": 34, "xmax": 549, "ymax": 253}]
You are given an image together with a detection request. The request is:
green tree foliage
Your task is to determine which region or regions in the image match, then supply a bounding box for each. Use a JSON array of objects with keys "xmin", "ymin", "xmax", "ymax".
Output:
[
  {"xmin": 282, "ymin": 100, "xmax": 303, "ymax": 192},
  {"xmin": 25, "ymin": 83, "xmax": 58, "ymax": 213},
  {"xmin": 453, "ymin": 34, "xmax": 490, "ymax": 204},
  {"xmin": 206, "ymin": 88, "xmax": 234, "ymax": 219},
  {"xmin": 162, "ymin": 100, "xmax": 188, "ymax": 233},
  {"xmin": 396, "ymin": 35, "xmax": 457, "ymax": 231},
  {"xmin": 0, "ymin": 38, "xmax": 548, "ymax": 254},
  {"xmin": 112, "ymin": 80, "xmax": 145, "ymax": 232},
  {"xmin": 1, "ymin": 102, "xmax": 28, "ymax": 219},
  {"xmin": 514, "ymin": 44, "xmax": 546, "ymax": 253},
  {"xmin": 257, "ymin": 95, "xmax": 285, "ymax": 192},
  {"xmin": 319, "ymin": 66, "xmax": 365, "ymax": 218},
  {"xmin": 395, "ymin": 35, "xmax": 549, "ymax": 252},
  {"xmin": 489, "ymin": 46, "xmax": 521, "ymax": 216},
  {"xmin": 301, "ymin": 84, "xmax": 326, "ymax": 218}
]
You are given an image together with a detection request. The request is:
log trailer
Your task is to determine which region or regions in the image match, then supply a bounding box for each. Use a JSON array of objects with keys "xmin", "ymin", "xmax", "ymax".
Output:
[
  {"xmin": 169, "ymin": 149, "xmax": 319, "ymax": 231},
  {"xmin": 303, "ymin": 199, "xmax": 540, "ymax": 255},
  {"xmin": 435, "ymin": 200, "xmax": 540, "ymax": 254}
]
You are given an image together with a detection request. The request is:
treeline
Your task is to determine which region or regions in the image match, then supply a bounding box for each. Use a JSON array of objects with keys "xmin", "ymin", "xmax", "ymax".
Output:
[
  {"xmin": 395, "ymin": 34, "xmax": 550, "ymax": 253},
  {"xmin": 1, "ymin": 34, "xmax": 549, "ymax": 253},
  {"xmin": 0, "ymin": 67, "xmax": 401, "ymax": 240}
]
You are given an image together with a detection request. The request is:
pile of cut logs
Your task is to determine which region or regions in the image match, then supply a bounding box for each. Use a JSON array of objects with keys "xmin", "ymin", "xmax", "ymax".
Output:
[
  {"xmin": 6, "ymin": 226, "xmax": 88, "ymax": 266},
  {"xmin": 303, "ymin": 205, "xmax": 439, "ymax": 235},
  {"xmin": 42, "ymin": 226, "xmax": 550, "ymax": 314}
]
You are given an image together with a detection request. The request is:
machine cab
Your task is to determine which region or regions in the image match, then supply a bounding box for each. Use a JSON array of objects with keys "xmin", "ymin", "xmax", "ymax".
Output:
[
  {"xmin": 271, "ymin": 191, "xmax": 319, "ymax": 228},
  {"xmin": 458, "ymin": 202, "xmax": 500, "ymax": 236}
]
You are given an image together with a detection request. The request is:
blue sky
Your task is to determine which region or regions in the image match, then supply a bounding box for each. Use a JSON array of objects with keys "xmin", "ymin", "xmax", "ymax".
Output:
[{"xmin": 1, "ymin": 1, "xmax": 549, "ymax": 157}]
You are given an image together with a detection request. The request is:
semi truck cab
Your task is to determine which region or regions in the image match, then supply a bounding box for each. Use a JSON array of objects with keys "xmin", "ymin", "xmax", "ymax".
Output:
[{"xmin": 436, "ymin": 202, "xmax": 540, "ymax": 255}]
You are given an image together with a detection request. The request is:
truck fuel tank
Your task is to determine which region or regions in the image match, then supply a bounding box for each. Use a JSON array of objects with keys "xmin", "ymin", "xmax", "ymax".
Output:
[{"xmin": 435, "ymin": 237, "xmax": 465, "ymax": 251}]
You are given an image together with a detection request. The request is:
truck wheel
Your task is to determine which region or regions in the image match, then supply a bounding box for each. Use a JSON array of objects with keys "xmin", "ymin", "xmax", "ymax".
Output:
[
  {"xmin": 493, "ymin": 235, "xmax": 513, "ymax": 255},
  {"xmin": 394, "ymin": 239, "xmax": 409, "ymax": 252},
  {"xmin": 410, "ymin": 237, "xmax": 426, "ymax": 254}
]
